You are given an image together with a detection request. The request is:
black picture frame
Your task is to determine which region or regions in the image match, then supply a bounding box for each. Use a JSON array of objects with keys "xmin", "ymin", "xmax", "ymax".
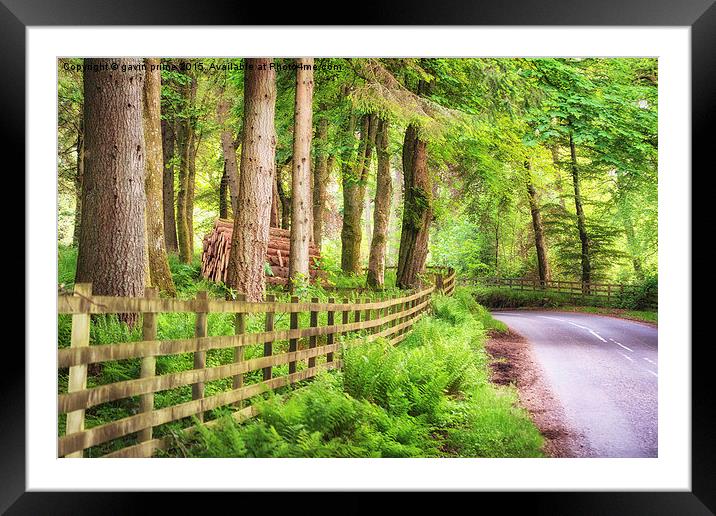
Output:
[{"xmin": 7, "ymin": 0, "xmax": 711, "ymax": 513}]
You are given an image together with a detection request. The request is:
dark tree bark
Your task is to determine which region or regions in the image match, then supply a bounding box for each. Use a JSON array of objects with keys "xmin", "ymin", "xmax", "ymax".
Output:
[
  {"xmin": 569, "ymin": 132, "xmax": 591, "ymax": 291},
  {"xmin": 143, "ymin": 58, "xmax": 176, "ymax": 296},
  {"xmin": 72, "ymin": 102, "xmax": 84, "ymax": 247},
  {"xmin": 289, "ymin": 58, "xmax": 314, "ymax": 291},
  {"xmin": 176, "ymin": 67, "xmax": 196, "ymax": 264},
  {"xmin": 525, "ymin": 161, "xmax": 550, "ymax": 286},
  {"xmin": 226, "ymin": 58, "xmax": 277, "ymax": 302},
  {"xmin": 396, "ymin": 123, "xmax": 432, "ymax": 289},
  {"xmin": 367, "ymin": 118, "xmax": 392, "ymax": 289},
  {"xmin": 76, "ymin": 58, "xmax": 146, "ymax": 323},
  {"xmin": 219, "ymin": 161, "xmax": 229, "ymax": 219},
  {"xmin": 270, "ymin": 176, "xmax": 280, "ymax": 227},
  {"xmin": 312, "ymin": 115, "xmax": 329, "ymax": 249},
  {"xmin": 161, "ymin": 118, "xmax": 179, "ymax": 252},
  {"xmin": 341, "ymin": 113, "xmax": 377, "ymax": 274}
]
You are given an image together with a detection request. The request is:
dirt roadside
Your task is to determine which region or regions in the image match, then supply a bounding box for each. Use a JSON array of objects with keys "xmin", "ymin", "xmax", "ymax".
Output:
[{"xmin": 485, "ymin": 329, "xmax": 592, "ymax": 458}]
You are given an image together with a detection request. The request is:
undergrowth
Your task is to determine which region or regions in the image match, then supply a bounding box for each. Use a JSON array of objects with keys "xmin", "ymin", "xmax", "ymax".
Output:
[
  {"xmin": 170, "ymin": 288, "xmax": 542, "ymax": 458},
  {"xmin": 469, "ymin": 283, "xmax": 657, "ymax": 312}
]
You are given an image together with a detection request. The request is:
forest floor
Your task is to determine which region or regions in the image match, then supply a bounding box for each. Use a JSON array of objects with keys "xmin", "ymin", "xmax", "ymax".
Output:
[{"xmin": 485, "ymin": 329, "xmax": 585, "ymax": 458}]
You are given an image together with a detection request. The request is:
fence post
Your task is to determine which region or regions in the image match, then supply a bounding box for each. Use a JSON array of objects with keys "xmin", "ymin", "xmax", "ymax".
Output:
[
  {"xmin": 354, "ymin": 298, "xmax": 362, "ymax": 325},
  {"xmin": 435, "ymin": 273, "xmax": 444, "ymax": 294},
  {"xmin": 308, "ymin": 297, "xmax": 318, "ymax": 369},
  {"xmin": 289, "ymin": 296, "xmax": 299, "ymax": 375},
  {"xmin": 193, "ymin": 290, "xmax": 208, "ymax": 422},
  {"xmin": 364, "ymin": 297, "xmax": 371, "ymax": 335},
  {"xmin": 327, "ymin": 298, "xmax": 335, "ymax": 363},
  {"xmin": 233, "ymin": 293, "xmax": 246, "ymax": 405},
  {"xmin": 139, "ymin": 286, "xmax": 158, "ymax": 444},
  {"xmin": 65, "ymin": 282, "xmax": 92, "ymax": 458},
  {"xmin": 342, "ymin": 297, "xmax": 349, "ymax": 343},
  {"xmin": 263, "ymin": 294, "xmax": 275, "ymax": 381}
]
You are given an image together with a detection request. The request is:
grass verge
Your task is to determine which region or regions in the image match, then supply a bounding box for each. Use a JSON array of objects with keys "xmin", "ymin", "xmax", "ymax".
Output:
[{"xmin": 542, "ymin": 305, "xmax": 657, "ymax": 324}]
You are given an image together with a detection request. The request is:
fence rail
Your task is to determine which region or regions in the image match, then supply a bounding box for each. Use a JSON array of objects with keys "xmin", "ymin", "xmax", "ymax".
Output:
[
  {"xmin": 461, "ymin": 277, "xmax": 656, "ymax": 308},
  {"xmin": 57, "ymin": 268, "xmax": 455, "ymax": 458}
]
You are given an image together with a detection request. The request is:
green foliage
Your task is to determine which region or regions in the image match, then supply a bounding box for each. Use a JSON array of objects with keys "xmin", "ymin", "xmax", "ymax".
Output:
[
  {"xmin": 173, "ymin": 287, "xmax": 543, "ymax": 458},
  {"xmin": 57, "ymin": 245, "xmax": 78, "ymax": 287},
  {"xmin": 614, "ymin": 274, "xmax": 658, "ymax": 310},
  {"xmin": 472, "ymin": 286, "xmax": 593, "ymax": 309},
  {"xmin": 469, "ymin": 283, "xmax": 654, "ymax": 312}
]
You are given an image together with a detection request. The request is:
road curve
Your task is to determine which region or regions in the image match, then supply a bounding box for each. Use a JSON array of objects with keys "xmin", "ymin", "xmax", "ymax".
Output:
[{"xmin": 491, "ymin": 311, "xmax": 657, "ymax": 458}]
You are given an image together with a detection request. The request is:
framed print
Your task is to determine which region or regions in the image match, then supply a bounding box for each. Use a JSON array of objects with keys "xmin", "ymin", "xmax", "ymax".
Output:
[{"xmin": 7, "ymin": 0, "xmax": 713, "ymax": 512}]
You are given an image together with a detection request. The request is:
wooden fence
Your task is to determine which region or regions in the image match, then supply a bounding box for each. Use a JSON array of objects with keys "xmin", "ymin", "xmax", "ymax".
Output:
[
  {"xmin": 435, "ymin": 267, "xmax": 456, "ymax": 296},
  {"xmin": 57, "ymin": 269, "xmax": 455, "ymax": 459},
  {"xmin": 462, "ymin": 277, "xmax": 656, "ymax": 308}
]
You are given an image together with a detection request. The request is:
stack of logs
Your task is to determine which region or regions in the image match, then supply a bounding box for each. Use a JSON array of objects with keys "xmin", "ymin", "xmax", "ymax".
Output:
[{"xmin": 201, "ymin": 218, "xmax": 322, "ymax": 286}]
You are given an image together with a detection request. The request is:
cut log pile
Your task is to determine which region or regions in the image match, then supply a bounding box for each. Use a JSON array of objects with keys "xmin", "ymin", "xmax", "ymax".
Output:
[{"xmin": 201, "ymin": 219, "xmax": 322, "ymax": 286}]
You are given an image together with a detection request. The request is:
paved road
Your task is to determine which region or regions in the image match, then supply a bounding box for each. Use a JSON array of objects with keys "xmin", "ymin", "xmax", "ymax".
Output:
[{"xmin": 492, "ymin": 311, "xmax": 657, "ymax": 458}]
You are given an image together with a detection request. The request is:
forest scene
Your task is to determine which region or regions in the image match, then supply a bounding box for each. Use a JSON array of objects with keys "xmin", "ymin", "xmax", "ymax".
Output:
[{"xmin": 57, "ymin": 57, "xmax": 658, "ymax": 459}]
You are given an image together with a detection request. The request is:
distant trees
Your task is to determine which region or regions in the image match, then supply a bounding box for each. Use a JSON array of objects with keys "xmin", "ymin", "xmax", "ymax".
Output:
[
  {"xmin": 75, "ymin": 58, "xmax": 147, "ymax": 320},
  {"xmin": 312, "ymin": 114, "xmax": 330, "ymax": 249},
  {"xmin": 226, "ymin": 58, "xmax": 277, "ymax": 302},
  {"xmin": 161, "ymin": 117, "xmax": 179, "ymax": 252},
  {"xmin": 175, "ymin": 65, "xmax": 197, "ymax": 264},
  {"xmin": 568, "ymin": 132, "xmax": 591, "ymax": 289},
  {"xmin": 524, "ymin": 161, "xmax": 550, "ymax": 286},
  {"xmin": 217, "ymin": 83, "xmax": 241, "ymax": 217},
  {"xmin": 341, "ymin": 113, "xmax": 378, "ymax": 274}
]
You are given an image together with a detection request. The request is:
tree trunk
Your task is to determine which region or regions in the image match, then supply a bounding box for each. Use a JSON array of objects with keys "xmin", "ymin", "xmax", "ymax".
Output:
[
  {"xmin": 525, "ymin": 161, "xmax": 550, "ymax": 286},
  {"xmin": 217, "ymin": 92, "xmax": 240, "ymax": 216},
  {"xmin": 76, "ymin": 58, "xmax": 146, "ymax": 324},
  {"xmin": 226, "ymin": 58, "xmax": 277, "ymax": 302},
  {"xmin": 176, "ymin": 68, "xmax": 196, "ymax": 264},
  {"xmin": 187, "ymin": 136, "xmax": 198, "ymax": 253},
  {"xmin": 367, "ymin": 118, "xmax": 392, "ymax": 289},
  {"xmin": 277, "ymin": 162, "xmax": 291, "ymax": 230},
  {"xmin": 312, "ymin": 116, "xmax": 329, "ymax": 249},
  {"xmin": 397, "ymin": 123, "xmax": 432, "ymax": 289},
  {"xmin": 72, "ymin": 102, "xmax": 84, "ymax": 247},
  {"xmin": 623, "ymin": 214, "xmax": 644, "ymax": 280},
  {"xmin": 289, "ymin": 58, "xmax": 314, "ymax": 292},
  {"xmin": 143, "ymin": 58, "xmax": 176, "ymax": 296},
  {"xmin": 569, "ymin": 132, "xmax": 591, "ymax": 291},
  {"xmin": 161, "ymin": 118, "xmax": 179, "ymax": 252},
  {"xmin": 341, "ymin": 113, "xmax": 377, "ymax": 274},
  {"xmin": 270, "ymin": 176, "xmax": 280, "ymax": 227},
  {"xmin": 219, "ymin": 161, "xmax": 229, "ymax": 219}
]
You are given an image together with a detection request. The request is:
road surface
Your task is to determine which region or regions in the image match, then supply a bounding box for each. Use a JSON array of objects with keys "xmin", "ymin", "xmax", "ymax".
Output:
[{"xmin": 491, "ymin": 311, "xmax": 657, "ymax": 458}]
